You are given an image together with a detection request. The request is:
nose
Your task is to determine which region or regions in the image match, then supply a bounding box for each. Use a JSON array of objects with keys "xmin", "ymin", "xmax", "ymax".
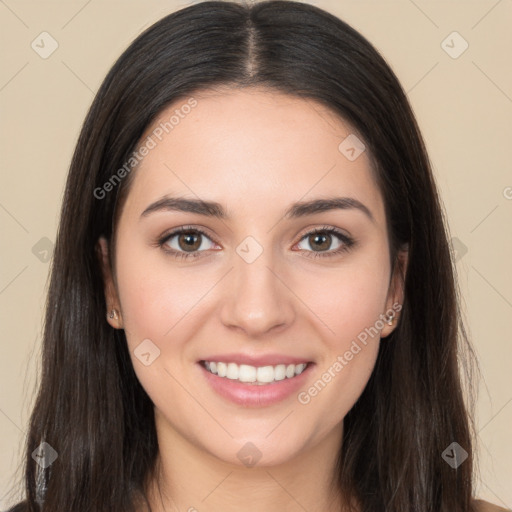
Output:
[{"xmin": 219, "ymin": 247, "xmax": 296, "ymax": 338}]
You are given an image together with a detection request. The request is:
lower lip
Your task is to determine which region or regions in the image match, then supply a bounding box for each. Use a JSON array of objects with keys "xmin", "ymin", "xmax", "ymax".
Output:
[{"xmin": 197, "ymin": 362, "xmax": 315, "ymax": 407}]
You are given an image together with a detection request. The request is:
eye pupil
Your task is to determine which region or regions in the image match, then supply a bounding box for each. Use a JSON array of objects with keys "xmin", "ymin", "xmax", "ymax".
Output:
[{"xmin": 179, "ymin": 233, "xmax": 201, "ymax": 252}]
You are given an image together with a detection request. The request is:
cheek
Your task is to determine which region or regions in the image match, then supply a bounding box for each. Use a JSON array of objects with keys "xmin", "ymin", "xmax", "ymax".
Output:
[
  {"xmin": 295, "ymin": 282, "xmax": 384, "ymax": 439},
  {"xmin": 114, "ymin": 246, "xmax": 212, "ymax": 403},
  {"xmin": 115, "ymin": 243, "xmax": 211, "ymax": 345},
  {"xmin": 302, "ymin": 254, "xmax": 391, "ymax": 346},
  {"xmin": 293, "ymin": 247, "xmax": 390, "ymax": 418}
]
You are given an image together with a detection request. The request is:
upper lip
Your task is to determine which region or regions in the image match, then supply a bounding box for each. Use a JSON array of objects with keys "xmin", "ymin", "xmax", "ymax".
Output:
[{"xmin": 199, "ymin": 353, "xmax": 314, "ymax": 367}]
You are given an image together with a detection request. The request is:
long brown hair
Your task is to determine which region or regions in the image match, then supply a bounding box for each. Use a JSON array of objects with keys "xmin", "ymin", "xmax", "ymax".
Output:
[{"xmin": 6, "ymin": 1, "xmax": 479, "ymax": 511}]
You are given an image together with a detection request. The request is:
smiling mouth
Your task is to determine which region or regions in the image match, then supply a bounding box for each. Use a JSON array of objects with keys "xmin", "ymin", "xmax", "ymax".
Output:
[{"xmin": 199, "ymin": 360, "xmax": 313, "ymax": 385}]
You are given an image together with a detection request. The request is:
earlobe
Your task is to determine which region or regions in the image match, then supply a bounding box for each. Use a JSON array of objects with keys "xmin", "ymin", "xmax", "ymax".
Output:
[
  {"xmin": 381, "ymin": 247, "xmax": 408, "ymax": 338},
  {"xmin": 380, "ymin": 305, "xmax": 400, "ymax": 338},
  {"xmin": 96, "ymin": 236, "xmax": 123, "ymax": 329}
]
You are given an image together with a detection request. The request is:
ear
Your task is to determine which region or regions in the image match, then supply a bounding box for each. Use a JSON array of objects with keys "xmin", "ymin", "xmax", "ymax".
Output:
[
  {"xmin": 380, "ymin": 246, "xmax": 408, "ymax": 338},
  {"xmin": 96, "ymin": 236, "xmax": 123, "ymax": 329}
]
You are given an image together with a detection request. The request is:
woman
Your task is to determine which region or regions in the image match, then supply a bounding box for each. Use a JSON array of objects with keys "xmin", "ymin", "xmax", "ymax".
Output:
[{"xmin": 5, "ymin": 1, "xmax": 508, "ymax": 511}]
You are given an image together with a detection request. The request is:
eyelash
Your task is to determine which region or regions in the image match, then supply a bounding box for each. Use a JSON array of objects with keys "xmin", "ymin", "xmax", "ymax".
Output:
[{"xmin": 156, "ymin": 225, "xmax": 356, "ymax": 261}]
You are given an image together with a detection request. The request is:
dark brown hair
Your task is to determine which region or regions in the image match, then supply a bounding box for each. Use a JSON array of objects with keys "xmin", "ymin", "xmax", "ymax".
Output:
[{"xmin": 6, "ymin": 1, "xmax": 479, "ymax": 511}]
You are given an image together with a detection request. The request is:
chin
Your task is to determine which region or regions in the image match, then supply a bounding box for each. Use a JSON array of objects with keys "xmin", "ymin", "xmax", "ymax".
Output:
[{"xmin": 210, "ymin": 436, "xmax": 307, "ymax": 469}]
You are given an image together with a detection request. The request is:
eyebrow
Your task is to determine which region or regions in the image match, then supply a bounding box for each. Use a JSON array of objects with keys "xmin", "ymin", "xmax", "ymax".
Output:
[{"xmin": 140, "ymin": 195, "xmax": 375, "ymax": 223}]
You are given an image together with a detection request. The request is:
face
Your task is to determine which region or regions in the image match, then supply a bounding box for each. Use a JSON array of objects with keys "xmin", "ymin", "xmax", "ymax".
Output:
[{"xmin": 99, "ymin": 87, "xmax": 406, "ymax": 468}]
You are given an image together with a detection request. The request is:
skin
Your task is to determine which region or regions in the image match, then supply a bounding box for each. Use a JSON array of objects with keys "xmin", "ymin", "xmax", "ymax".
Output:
[
  {"xmin": 98, "ymin": 87, "xmax": 408, "ymax": 512},
  {"xmin": 473, "ymin": 501, "xmax": 512, "ymax": 512}
]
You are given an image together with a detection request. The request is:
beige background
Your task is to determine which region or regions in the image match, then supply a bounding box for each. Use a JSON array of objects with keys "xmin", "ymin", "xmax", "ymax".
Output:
[{"xmin": 1, "ymin": 0, "xmax": 511, "ymax": 508}]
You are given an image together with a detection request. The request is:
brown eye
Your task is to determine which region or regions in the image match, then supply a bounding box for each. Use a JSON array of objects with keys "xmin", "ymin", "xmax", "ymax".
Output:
[
  {"xmin": 295, "ymin": 227, "xmax": 355, "ymax": 259},
  {"xmin": 159, "ymin": 227, "xmax": 217, "ymax": 258},
  {"xmin": 307, "ymin": 233, "xmax": 332, "ymax": 251},
  {"xmin": 297, "ymin": 230, "xmax": 343, "ymax": 253},
  {"xmin": 177, "ymin": 232, "xmax": 202, "ymax": 252}
]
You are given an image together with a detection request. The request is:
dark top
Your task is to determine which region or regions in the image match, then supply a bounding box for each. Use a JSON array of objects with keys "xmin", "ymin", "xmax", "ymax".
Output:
[{"xmin": 5, "ymin": 503, "xmax": 28, "ymax": 512}]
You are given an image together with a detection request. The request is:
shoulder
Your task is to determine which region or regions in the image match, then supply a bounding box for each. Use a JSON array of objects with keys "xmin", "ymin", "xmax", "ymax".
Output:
[
  {"xmin": 473, "ymin": 499, "xmax": 511, "ymax": 512},
  {"xmin": 3, "ymin": 502, "xmax": 28, "ymax": 512},
  {"xmin": 4, "ymin": 499, "xmax": 510, "ymax": 511}
]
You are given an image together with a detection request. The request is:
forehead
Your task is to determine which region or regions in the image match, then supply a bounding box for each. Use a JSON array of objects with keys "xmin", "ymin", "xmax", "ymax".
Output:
[{"xmin": 121, "ymin": 87, "xmax": 384, "ymax": 224}]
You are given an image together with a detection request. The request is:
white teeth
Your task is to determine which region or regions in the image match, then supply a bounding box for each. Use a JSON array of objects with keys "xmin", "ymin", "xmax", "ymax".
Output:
[
  {"xmin": 274, "ymin": 364, "xmax": 286, "ymax": 381},
  {"xmin": 226, "ymin": 363, "xmax": 239, "ymax": 380},
  {"xmin": 203, "ymin": 361, "xmax": 309, "ymax": 384},
  {"xmin": 238, "ymin": 364, "xmax": 257, "ymax": 382},
  {"xmin": 217, "ymin": 362, "xmax": 227, "ymax": 377},
  {"xmin": 285, "ymin": 364, "xmax": 296, "ymax": 378}
]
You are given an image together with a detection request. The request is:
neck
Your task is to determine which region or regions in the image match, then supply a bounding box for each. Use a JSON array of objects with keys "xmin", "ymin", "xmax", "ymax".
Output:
[{"xmin": 141, "ymin": 412, "xmax": 349, "ymax": 512}]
